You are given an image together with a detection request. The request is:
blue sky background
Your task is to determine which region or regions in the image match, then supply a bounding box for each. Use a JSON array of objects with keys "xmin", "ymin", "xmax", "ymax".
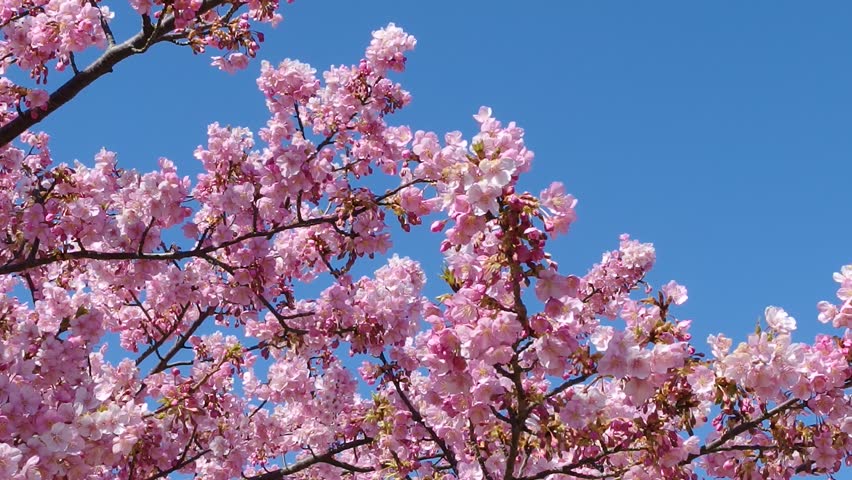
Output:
[
  {"xmin": 21, "ymin": 2, "xmax": 852, "ymax": 474},
  {"xmin": 37, "ymin": 0, "xmax": 851, "ymax": 349}
]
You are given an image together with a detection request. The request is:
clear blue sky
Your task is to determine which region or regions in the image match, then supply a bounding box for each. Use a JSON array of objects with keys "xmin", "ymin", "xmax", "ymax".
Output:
[{"xmin": 35, "ymin": 2, "xmax": 852, "ymax": 373}]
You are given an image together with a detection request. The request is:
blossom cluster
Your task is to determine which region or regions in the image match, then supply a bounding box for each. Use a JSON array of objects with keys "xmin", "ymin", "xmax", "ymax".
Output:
[{"xmin": 0, "ymin": 0, "xmax": 288, "ymax": 131}]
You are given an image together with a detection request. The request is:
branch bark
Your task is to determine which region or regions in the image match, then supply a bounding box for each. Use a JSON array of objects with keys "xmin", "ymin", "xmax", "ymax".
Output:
[
  {"xmin": 246, "ymin": 437, "xmax": 373, "ymax": 479},
  {"xmin": 0, "ymin": 0, "xmax": 228, "ymax": 147},
  {"xmin": 0, "ymin": 179, "xmax": 429, "ymax": 276},
  {"xmin": 683, "ymin": 396, "xmax": 804, "ymax": 464},
  {"xmin": 379, "ymin": 353, "xmax": 460, "ymax": 474}
]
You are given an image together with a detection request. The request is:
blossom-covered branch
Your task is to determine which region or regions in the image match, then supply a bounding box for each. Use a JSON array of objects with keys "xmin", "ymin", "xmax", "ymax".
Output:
[{"xmin": 0, "ymin": 0, "xmax": 286, "ymax": 146}]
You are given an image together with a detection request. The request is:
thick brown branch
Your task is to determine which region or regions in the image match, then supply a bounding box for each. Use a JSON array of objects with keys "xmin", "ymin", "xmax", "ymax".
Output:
[
  {"xmin": 545, "ymin": 373, "xmax": 592, "ymax": 400},
  {"xmin": 0, "ymin": 214, "xmax": 337, "ymax": 276},
  {"xmin": 0, "ymin": 0, "xmax": 228, "ymax": 147},
  {"xmin": 503, "ymin": 357, "xmax": 529, "ymax": 480},
  {"xmin": 379, "ymin": 353, "xmax": 460, "ymax": 474},
  {"xmin": 470, "ymin": 421, "xmax": 496, "ymax": 480},
  {"xmin": 684, "ymin": 396, "xmax": 804, "ymax": 464},
  {"xmin": 0, "ymin": 180, "xmax": 427, "ymax": 276},
  {"xmin": 246, "ymin": 437, "xmax": 373, "ymax": 479},
  {"xmin": 0, "ymin": 4, "xmax": 48, "ymax": 29},
  {"xmin": 683, "ymin": 378, "xmax": 852, "ymax": 464},
  {"xmin": 517, "ymin": 448, "xmax": 641, "ymax": 480},
  {"xmin": 134, "ymin": 302, "xmax": 192, "ymax": 367},
  {"xmin": 141, "ymin": 449, "xmax": 211, "ymax": 480},
  {"xmin": 198, "ymin": 252, "xmax": 309, "ymax": 335},
  {"xmin": 147, "ymin": 306, "xmax": 213, "ymax": 376}
]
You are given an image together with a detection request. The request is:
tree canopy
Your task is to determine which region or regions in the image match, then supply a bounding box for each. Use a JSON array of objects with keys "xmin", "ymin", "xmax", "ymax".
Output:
[{"xmin": 0, "ymin": 2, "xmax": 849, "ymax": 479}]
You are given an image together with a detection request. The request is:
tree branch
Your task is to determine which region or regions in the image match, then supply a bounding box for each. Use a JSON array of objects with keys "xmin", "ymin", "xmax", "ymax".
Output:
[
  {"xmin": 246, "ymin": 437, "xmax": 373, "ymax": 479},
  {"xmin": 379, "ymin": 353, "xmax": 460, "ymax": 474},
  {"xmin": 684, "ymin": 396, "xmax": 804, "ymax": 464},
  {"xmin": 147, "ymin": 306, "xmax": 213, "ymax": 376},
  {"xmin": 0, "ymin": 179, "xmax": 431, "ymax": 277},
  {"xmin": 141, "ymin": 449, "xmax": 211, "ymax": 480},
  {"xmin": 0, "ymin": 0, "xmax": 228, "ymax": 147},
  {"xmin": 0, "ymin": 213, "xmax": 337, "ymax": 276}
]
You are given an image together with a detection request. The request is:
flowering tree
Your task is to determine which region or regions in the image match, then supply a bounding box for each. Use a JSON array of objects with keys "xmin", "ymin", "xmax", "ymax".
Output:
[{"xmin": 0, "ymin": 1, "xmax": 849, "ymax": 479}]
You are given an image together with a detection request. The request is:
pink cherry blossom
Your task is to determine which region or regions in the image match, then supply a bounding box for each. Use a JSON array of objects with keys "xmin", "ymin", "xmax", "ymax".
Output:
[
  {"xmin": 211, "ymin": 53, "xmax": 250, "ymax": 73},
  {"xmin": 662, "ymin": 280, "xmax": 689, "ymax": 305},
  {"xmin": 365, "ymin": 22, "xmax": 416, "ymax": 74},
  {"xmin": 765, "ymin": 305, "xmax": 797, "ymax": 333},
  {"xmin": 0, "ymin": 443, "xmax": 22, "ymax": 477}
]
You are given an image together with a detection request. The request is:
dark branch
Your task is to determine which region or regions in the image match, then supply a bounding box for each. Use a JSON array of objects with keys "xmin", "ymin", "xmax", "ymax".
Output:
[
  {"xmin": 147, "ymin": 306, "xmax": 213, "ymax": 376},
  {"xmin": 0, "ymin": 180, "xmax": 428, "ymax": 276},
  {"xmin": 141, "ymin": 449, "xmax": 211, "ymax": 480},
  {"xmin": 379, "ymin": 353, "xmax": 460, "ymax": 474},
  {"xmin": 0, "ymin": 0, "xmax": 228, "ymax": 147},
  {"xmin": 246, "ymin": 437, "xmax": 373, "ymax": 479},
  {"xmin": 0, "ymin": 214, "xmax": 337, "ymax": 276},
  {"xmin": 684, "ymin": 396, "xmax": 804, "ymax": 464}
]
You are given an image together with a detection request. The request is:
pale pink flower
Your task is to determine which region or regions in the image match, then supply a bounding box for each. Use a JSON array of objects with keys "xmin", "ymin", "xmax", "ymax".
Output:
[
  {"xmin": 590, "ymin": 326, "xmax": 614, "ymax": 351},
  {"xmin": 535, "ymin": 269, "xmax": 576, "ymax": 302},
  {"xmin": 765, "ymin": 306, "xmax": 796, "ymax": 333},
  {"xmin": 473, "ymin": 106, "xmax": 492, "ymax": 124},
  {"xmin": 466, "ymin": 182, "xmax": 500, "ymax": 215},
  {"xmin": 0, "ymin": 443, "xmax": 22, "ymax": 477},
  {"xmin": 127, "ymin": 0, "xmax": 153, "ymax": 14},
  {"xmin": 211, "ymin": 53, "xmax": 249, "ymax": 73},
  {"xmin": 707, "ymin": 334, "xmax": 732, "ymax": 358},
  {"xmin": 365, "ymin": 23, "xmax": 416, "ymax": 74},
  {"xmin": 540, "ymin": 183, "xmax": 577, "ymax": 235},
  {"xmin": 112, "ymin": 431, "xmax": 138, "ymax": 456},
  {"xmin": 619, "ymin": 234, "xmax": 656, "ymax": 270},
  {"xmin": 25, "ymin": 89, "xmax": 49, "ymax": 109},
  {"xmin": 662, "ymin": 280, "xmax": 688, "ymax": 305},
  {"xmin": 817, "ymin": 300, "xmax": 837, "ymax": 324},
  {"xmin": 478, "ymin": 156, "xmax": 514, "ymax": 188}
]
